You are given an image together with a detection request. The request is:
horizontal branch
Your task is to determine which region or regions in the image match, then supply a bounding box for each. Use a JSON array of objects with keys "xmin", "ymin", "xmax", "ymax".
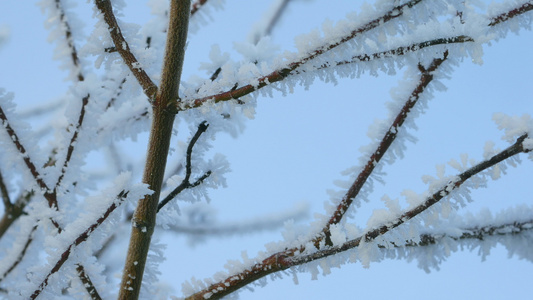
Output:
[
  {"xmin": 95, "ymin": 0, "xmax": 158, "ymax": 100},
  {"xmin": 412, "ymin": 218, "xmax": 533, "ymax": 247}
]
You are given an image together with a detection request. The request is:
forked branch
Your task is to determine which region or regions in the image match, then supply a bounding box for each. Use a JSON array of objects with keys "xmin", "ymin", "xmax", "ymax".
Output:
[{"xmin": 158, "ymin": 121, "xmax": 211, "ymax": 212}]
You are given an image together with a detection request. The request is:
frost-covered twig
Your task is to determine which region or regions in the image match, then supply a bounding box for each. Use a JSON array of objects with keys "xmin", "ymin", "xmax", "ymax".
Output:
[
  {"xmin": 0, "ymin": 105, "xmax": 55, "ymax": 207},
  {"xmin": 0, "ymin": 225, "xmax": 37, "ymax": 284},
  {"xmin": 316, "ymin": 53, "xmax": 448, "ymax": 247},
  {"xmin": 184, "ymin": 134, "xmax": 529, "ymax": 300},
  {"xmin": 0, "ymin": 191, "xmax": 32, "ymax": 238},
  {"xmin": 330, "ymin": 36, "xmax": 472, "ymax": 69},
  {"xmin": 489, "ymin": 1, "xmax": 533, "ymax": 26},
  {"xmin": 95, "ymin": 0, "xmax": 158, "ymax": 100},
  {"xmin": 158, "ymin": 121, "xmax": 211, "ymax": 212},
  {"xmin": 0, "ymin": 170, "xmax": 11, "ymax": 210},
  {"xmin": 54, "ymin": 94, "xmax": 90, "ymax": 191},
  {"xmin": 183, "ymin": 0, "xmax": 424, "ymax": 110},
  {"xmin": 52, "ymin": 0, "xmax": 84, "ymax": 82},
  {"xmin": 411, "ymin": 218, "xmax": 533, "ymax": 247},
  {"xmin": 75, "ymin": 264, "xmax": 102, "ymax": 300},
  {"xmin": 29, "ymin": 190, "xmax": 129, "ymax": 300},
  {"xmin": 105, "ymin": 78, "xmax": 127, "ymax": 110}
]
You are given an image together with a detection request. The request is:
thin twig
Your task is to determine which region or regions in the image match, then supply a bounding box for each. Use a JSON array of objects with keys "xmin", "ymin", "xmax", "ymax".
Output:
[
  {"xmin": 410, "ymin": 218, "xmax": 533, "ymax": 247},
  {"xmin": 0, "ymin": 225, "xmax": 37, "ymax": 283},
  {"xmin": 95, "ymin": 0, "xmax": 158, "ymax": 100},
  {"xmin": 54, "ymin": 94, "xmax": 90, "ymax": 191},
  {"xmin": 0, "ymin": 170, "xmax": 11, "ymax": 210},
  {"xmin": 158, "ymin": 121, "xmax": 210, "ymax": 211},
  {"xmin": 54, "ymin": 0, "xmax": 84, "ymax": 82},
  {"xmin": 489, "ymin": 1, "xmax": 533, "ymax": 26},
  {"xmin": 75, "ymin": 264, "xmax": 103, "ymax": 300},
  {"xmin": 0, "ymin": 105, "xmax": 55, "ymax": 207}
]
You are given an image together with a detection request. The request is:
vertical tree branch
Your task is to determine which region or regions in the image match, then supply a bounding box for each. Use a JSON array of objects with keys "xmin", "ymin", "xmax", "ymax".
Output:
[{"xmin": 118, "ymin": 0, "xmax": 190, "ymax": 299}]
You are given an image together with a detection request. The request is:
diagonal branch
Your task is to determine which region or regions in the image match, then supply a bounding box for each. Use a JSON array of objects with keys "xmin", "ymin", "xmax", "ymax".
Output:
[
  {"xmin": 53, "ymin": 0, "xmax": 84, "ymax": 82},
  {"xmin": 184, "ymin": 0, "xmax": 533, "ymax": 112},
  {"xmin": 0, "ymin": 170, "xmax": 11, "ymax": 210},
  {"xmin": 95, "ymin": 0, "xmax": 158, "ymax": 100},
  {"xmin": 0, "ymin": 105, "xmax": 55, "ymax": 207},
  {"xmin": 29, "ymin": 190, "xmax": 129, "ymax": 300},
  {"xmin": 0, "ymin": 225, "xmax": 37, "ymax": 284},
  {"xmin": 185, "ymin": 134, "xmax": 529, "ymax": 300},
  {"xmin": 54, "ymin": 94, "xmax": 90, "ymax": 191},
  {"xmin": 315, "ymin": 52, "xmax": 449, "ymax": 247},
  {"xmin": 158, "ymin": 121, "xmax": 211, "ymax": 212},
  {"xmin": 183, "ymin": 0, "xmax": 424, "ymax": 110},
  {"xmin": 489, "ymin": 1, "xmax": 533, "ymax": 26}
]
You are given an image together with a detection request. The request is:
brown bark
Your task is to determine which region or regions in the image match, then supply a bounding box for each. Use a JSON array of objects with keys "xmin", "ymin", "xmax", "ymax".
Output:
[{"xmin": 118, "ymin": 0, "xmax": 191, "ymax": 299}]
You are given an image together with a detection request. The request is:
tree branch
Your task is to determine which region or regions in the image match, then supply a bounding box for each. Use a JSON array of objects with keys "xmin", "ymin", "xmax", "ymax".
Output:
[
  {"xmin": 410, "ymin": 218, "xmax": 533, "ymax": 247},
  {"xmin": 489, "ymin": 1, "xmax": 533, "ymax": 26},
  {"xmin": 158, "ymin": 121, "xmax": 210, "ymax": 212},
  {"xmin": 0, "ymin": 225, "xmax": 37, "ymax": 284},
  {"xmin": 0, "ymin": 170, "xmax": 11, "ymax": 211},
  {"xmin": 0, "ymin": 104, "xmax": 56, "ymax": 208},
  {"xmin": 54, "ymin": 94, "xmax": 90, "ymax": 191},
  {"xmin": 29, "ymin": 190, "xmax": 129, "ymax": 300},
  {"xmin": 53, "ymin": 0, "xmax": 84, "ymax": 82},
  {"xmin": 183, "ymin": 0, "xmax": 424, "ymax": 110},
  {"xmin": 94, "ymin": 0, "xmax": 158, "ymax": 100},
  {"xmin": 185, "ymin": 134, "xmax": 529, "ymax": 300},
  {"xmin": 118, "ymin": 0, "xmax": 191, "ymax": 298},
  {"xmin": 75, "ymin": 264, "xmax": 103, "ymax": 300},
  {"xmin": 315, "ymin": 52, "xmax": 449, "ymax": 247}
]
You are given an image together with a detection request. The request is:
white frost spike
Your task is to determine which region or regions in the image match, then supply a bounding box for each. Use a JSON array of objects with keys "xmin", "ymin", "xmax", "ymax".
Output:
[{"xmin": 493, "ymin": 113, "xmax": 533, "ymax": 143}]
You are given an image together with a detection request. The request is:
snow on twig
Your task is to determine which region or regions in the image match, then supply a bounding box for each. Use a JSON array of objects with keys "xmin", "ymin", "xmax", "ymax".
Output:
[{"xmin": 94, "ymin": 0, "xmax": 158, "ymax": 100}]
